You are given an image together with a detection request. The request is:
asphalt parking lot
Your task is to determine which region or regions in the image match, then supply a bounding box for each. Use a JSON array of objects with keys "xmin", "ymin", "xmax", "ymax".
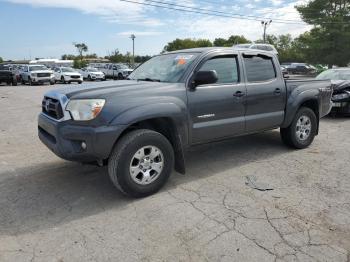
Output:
[{"xmin": 0, "ymin": 83, "xmax": 349, "ymax": 262}]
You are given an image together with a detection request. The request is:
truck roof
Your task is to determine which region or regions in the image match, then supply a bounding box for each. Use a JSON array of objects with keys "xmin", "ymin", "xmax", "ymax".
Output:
[{"xmin": 166, "ymin": 47, "xmax": 275, "ymax": 56}]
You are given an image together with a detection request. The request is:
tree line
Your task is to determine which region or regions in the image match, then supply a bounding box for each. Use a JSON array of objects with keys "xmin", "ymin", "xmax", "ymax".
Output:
[
  {"xmin": 49, "ymin": 0, "xmax": 350, "ymax": 68},
  {"xmin": 163, "ymin": 0, "xmax": 350, "ymax": 68}
]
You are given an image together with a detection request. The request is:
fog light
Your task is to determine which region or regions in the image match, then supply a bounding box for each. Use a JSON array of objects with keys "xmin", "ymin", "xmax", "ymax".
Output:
[{"xmin": 81, "ymin": 142, "xmax": 87, "ymax": 150}]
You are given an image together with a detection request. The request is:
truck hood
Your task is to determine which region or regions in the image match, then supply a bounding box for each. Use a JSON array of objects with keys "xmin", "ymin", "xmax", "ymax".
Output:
[
  {"xmin": 32, "ymin": 70, "xmax": 53, "ymax": 74},
  {"xmin": 62, "ymin": 72, "xmax": 81, "ymax": 76},
  {"xmin": 45, "ymin": 80, "xmax": 178, "ymax": 100}
]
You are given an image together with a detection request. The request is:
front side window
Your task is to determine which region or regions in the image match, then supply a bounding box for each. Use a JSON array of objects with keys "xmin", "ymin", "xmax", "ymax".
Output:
[
  {"xmin": 198, "ymin": 56, "xmax": 239, "ymax": 84},
  {"xmin": 244, "ymin": 55, "xmax": 276, "ymax": 82}
]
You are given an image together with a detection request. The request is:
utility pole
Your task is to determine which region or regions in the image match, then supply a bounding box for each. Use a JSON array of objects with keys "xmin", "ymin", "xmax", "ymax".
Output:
[
  {"xmin": 261, "ymin": 20, "xmax": 272, "ymax": 43},
  {"xmin": 130, "ymin": 34, "xmax": 136, "ymax": 67}
]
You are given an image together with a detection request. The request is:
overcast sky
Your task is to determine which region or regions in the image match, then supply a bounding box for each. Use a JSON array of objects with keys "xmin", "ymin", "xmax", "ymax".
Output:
[{"xmin": 0, "ymin": 0, "xmax": 311, "ymax": 60}]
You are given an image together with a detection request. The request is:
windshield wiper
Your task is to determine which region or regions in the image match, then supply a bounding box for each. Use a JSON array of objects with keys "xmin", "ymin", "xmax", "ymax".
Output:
[{"xmin": 137, "ymin": 78, "xmax": 161, "ymax": 82}]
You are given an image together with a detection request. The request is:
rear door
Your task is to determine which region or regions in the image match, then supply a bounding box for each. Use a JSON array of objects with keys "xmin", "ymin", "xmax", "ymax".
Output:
[
  {"xmin": 243, "ymin": 53, "xmax": 286, "ymax": 132},
  {"xmin": 187, "ymin": 53, "xmax": 246, "ymax": 144}
]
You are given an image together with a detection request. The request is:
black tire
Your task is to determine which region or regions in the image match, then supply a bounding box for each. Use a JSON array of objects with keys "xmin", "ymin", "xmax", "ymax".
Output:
[
  {"xmin": 61, "ymin": 76, "xmax": 66, "ymax": 84},
  {"xmin": 28, "ymin": 77, "xmax": 33, "ymax": 86},
  {"xmin": 118, "ymin": 73, "xmax": 123, "ymax": 80},
  {"xmin": 88, "ymin": 75, "xmax": 91, "ymax": 81},
  {"xmin": 280, "ymin": 107, "xmax": 317, "ymax": 149},
  {"xmin": 50, "ymin": 80, "xmax": 55, "ymax": 85},
  {"xmin": 12, "ymin": 80, "xmax": 17, "ymax": 86},
  {"xmin": 78, "ymin": 81, "xmax": 83, "ymax": 84},
  {"xmin": 108, "ymin": 129, "xmax": 174, "ymax": 198}
]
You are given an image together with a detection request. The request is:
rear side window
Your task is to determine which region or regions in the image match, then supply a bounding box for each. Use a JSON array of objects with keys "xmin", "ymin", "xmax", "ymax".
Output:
[
  {"xmin": 243, "ymin": 55, "xmax": 276, "ymax": 82},
  {"xmin": 199, "ymin": 56, "xmax": 239, "ymax": 84}
]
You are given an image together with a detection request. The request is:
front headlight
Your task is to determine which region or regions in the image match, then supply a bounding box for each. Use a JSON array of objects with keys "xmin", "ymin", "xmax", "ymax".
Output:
[
  {"xmin": 31, "ymin": 73, "xmax": 36, "ymax": 77},
  {"xmin": 66, "ymin": 99, "xmax": 105, "ymax": 121}
]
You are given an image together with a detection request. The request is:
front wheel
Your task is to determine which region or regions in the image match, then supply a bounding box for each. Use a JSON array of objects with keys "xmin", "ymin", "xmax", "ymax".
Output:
[
  {"xmin": 28, "ymin": 77, "xmax": 33, "ymax": 86},
  {"xmin": 281, "ymin": 107, "xmax": 317, "ymax": 149},
  {"xmin": 108, "ymin": 129, "xmax": 174, "ymax": 198},
  {"xmin": 61, "ymin": 76, "xmax": 66, "ymax": 84}
]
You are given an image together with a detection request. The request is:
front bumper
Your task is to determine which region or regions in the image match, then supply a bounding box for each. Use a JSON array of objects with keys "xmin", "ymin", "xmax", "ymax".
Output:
[
  {"xmin": 32, "ymin": 76, "xmax": 54, "ymax": 83},
  {"xmin": 331, "ymin": 101, "xmax": 350, "ymax": 114},
  {"xmin": 90, "ymin": 75, "xmax": 105, "ymax": 80},
  {"xmin": 64, "ymin": 76, "xmax": 83, "ymax": 82},
  {"xmin": 38, "ymin": 113, "xmax": 125, "ymax": 162}
]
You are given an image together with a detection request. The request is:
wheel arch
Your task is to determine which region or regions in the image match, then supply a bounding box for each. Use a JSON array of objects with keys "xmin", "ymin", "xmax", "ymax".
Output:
[
  {"xmin": 282, "ymin": 88, "xmax": 320, "ymax": 131},
  {"xmin": 111, "ymin": 116, "xmax": 188, "ymax": 174}
]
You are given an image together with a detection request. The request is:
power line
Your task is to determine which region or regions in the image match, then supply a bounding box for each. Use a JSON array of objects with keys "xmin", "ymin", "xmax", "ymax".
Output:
[
  {"xmin": 120, "ymin": 0, "xmax": 350, "ymax": 25},
  {"xmin": 147, "ymin": 0, "xmax": 307, "ymax": 23},
  {"xmin": 119, "ymin": 0, "xmax": 306, "ymax": 24}
]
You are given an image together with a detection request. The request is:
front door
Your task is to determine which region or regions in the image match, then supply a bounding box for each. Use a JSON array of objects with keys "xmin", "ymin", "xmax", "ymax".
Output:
[{"xmin": 187, "ymin": 55, "xmax": 246, "ymax": 144}]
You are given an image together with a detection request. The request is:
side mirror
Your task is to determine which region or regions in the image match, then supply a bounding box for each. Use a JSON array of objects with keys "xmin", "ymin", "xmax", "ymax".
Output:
[
  {"xmin": 282, "ymin": 71, "xmax": 289, "ymax": 79},
  {"xmin": 192, "ymin": 70, "xmax": 218, "ymax": 87}
]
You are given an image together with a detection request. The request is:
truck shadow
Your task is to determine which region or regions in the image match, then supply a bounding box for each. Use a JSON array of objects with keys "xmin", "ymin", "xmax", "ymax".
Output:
[{"xmin": 0, "ymin": 130, "xmax": 290, "ymax": 236}]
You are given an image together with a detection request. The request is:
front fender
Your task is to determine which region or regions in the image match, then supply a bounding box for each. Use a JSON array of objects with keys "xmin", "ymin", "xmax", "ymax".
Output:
[
  {"xmin": 110, "ymin": 102, "xmax": 187, "ymax": 126},
  {"xmin": 281, "ymin": 88, "xmax": 320, "ymax": 128}
]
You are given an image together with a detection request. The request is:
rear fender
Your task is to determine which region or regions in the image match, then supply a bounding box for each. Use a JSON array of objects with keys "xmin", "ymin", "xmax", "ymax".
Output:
[{"xmin": 282, "ymin": 88, "xmax": 320, "ymax": 128}]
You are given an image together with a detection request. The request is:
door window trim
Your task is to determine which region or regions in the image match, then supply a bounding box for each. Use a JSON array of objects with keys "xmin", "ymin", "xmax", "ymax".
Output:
[
  {"xmin": 243, "ymin": 54, "xmax": 277, "ymax": 83},
  {"xmin": 190, "ymin": 54, "xmax": 241, "ymax": 88}
]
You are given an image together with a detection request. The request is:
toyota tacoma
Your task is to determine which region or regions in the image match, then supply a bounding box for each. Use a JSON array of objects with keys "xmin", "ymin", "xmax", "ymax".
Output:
[{"xmin": 38, "ymin": 47, "xmax": 333, "ymax": 197}]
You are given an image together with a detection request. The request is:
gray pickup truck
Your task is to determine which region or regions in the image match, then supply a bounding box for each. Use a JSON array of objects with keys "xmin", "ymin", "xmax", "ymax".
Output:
[{"xmin": 38, "ymin": 47, "xmax": 333, "ymax": 197}]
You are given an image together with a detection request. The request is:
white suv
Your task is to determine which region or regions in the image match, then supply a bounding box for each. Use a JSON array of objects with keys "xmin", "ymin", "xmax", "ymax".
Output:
[
  {"xmin": 234, "ymin": 44, "xmax": 278, "ymax": 55},
  {"xmin": 80, "ymin": 67, "xmax": 105, "ymax": 81},
  {"xmin": 53, "ymin": 67, "xmax": 83, "ymax": 84},
  {"xmin": 20, "ymin": 65, "xmax": 55, "ymax": 85}
]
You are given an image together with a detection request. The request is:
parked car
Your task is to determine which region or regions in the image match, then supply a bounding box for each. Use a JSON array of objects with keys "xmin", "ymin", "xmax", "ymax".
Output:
[
  {"xmin": 316, "ymin": 68, "xmax": 350, "ymax": 115},
  {"xmin": 38, "ymin": 47, "xmax": 333, "ymax": 197},
  {"xmin": 53, "ymin": 67, "xmax": 83, "ymax": 84},
  {"xmin": 233, "ymin": 43, "xmax": 278, "ymax": 55},
  {"xmin": 20, "ymin": 65, "xmax": 55, "ymax": 85},
  {"xmin": 80, "ymin": 67, "xmax": 105, "ymax": 81},
  {"xmin": 0, "ymin": 64, "xmax": 17, "ymax": 86},
  {"xmin": 102, "ymin": 63, "xmax": 133, "ymax": 79},
  {"xmin": 287, "ymin": 63, "xmax": 317, "ymax": 75}
]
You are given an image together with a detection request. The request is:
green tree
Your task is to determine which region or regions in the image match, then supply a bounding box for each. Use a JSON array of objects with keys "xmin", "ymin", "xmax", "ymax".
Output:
[
  {"xmin": 73, "ymin": 58, "xmax": 87, "ymax": 69},
  {"xmin": 61, "ymin": 54, "xmax": 76, "ymax": 60},
  {"xmin": 296, "ymin": 0, "xmax": 350, "ymax": 67},
  {"xmin": 0, "ymin": 57, "xmax": 3, "ymax": 63},
  {"xmin": 73, "ymin": 42, "xmax": 88, "ymax": 62},
  {"xmin": 163, "ymin": 38, "xmax": 212, "ymax": 52},
  {"xmin": 213, "ymin": 35, "xmax": 251, "ymax": 47}
]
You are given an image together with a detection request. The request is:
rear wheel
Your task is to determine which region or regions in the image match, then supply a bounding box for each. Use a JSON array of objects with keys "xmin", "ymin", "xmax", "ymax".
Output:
[
  {"xmin": 12, "ymin": 79, "xmax": 18, "ymax": 86},
  {"xmin": 61, "ymin": 76, "xmax": 66, "ymax": 84},
  {"xmin": 108, "ymin": 129, "xmax": 174, "ymax": 198},
  {"xmin": 281, "ymin": 107, "xmax": 317, "ymax": 149},
  {"xmin": 118, "ymin": 73, "xmax": 123, "ymax": 80},
  {"xmin": 88, "ymin": 75, "xmax": 91, "ymax": 81}
]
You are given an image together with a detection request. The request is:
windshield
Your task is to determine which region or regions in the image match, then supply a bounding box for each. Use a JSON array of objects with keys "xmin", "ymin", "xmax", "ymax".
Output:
[
  {"xmin": 29, "ymin": 66, "xmax": 47, "ymax": 71},
  {"xmin": 61, "ymin": 67, "xmax": 76, "ymax": 73},
  {"xmin": 119, "ymin": 64, "xmax": 129, "ymax": 69},
  {"xmin": 88, "ymin": 68, "xmax": 99, "ymax": 72},
  {"xmin": 128, "ymin": 53, "xmax": 199, "ymax": 82},
  {"xmin": 316, "ymin": 69, "xmax": 350, "ymax": 80}
]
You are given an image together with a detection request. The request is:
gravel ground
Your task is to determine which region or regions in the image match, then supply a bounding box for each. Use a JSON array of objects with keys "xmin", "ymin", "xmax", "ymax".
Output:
[{"xmin": 0, "ymin": 83, "xmax": 349, "ymax": 262}]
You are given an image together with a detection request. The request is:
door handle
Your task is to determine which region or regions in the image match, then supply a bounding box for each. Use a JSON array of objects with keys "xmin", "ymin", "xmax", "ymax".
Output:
[
  {"xmin": 233, "ymin": 91, "xmax": 245, "ymax": 98},
  {"xmin": 274, "ymin": 88, "xmax": 281, "ymax": 95}
]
